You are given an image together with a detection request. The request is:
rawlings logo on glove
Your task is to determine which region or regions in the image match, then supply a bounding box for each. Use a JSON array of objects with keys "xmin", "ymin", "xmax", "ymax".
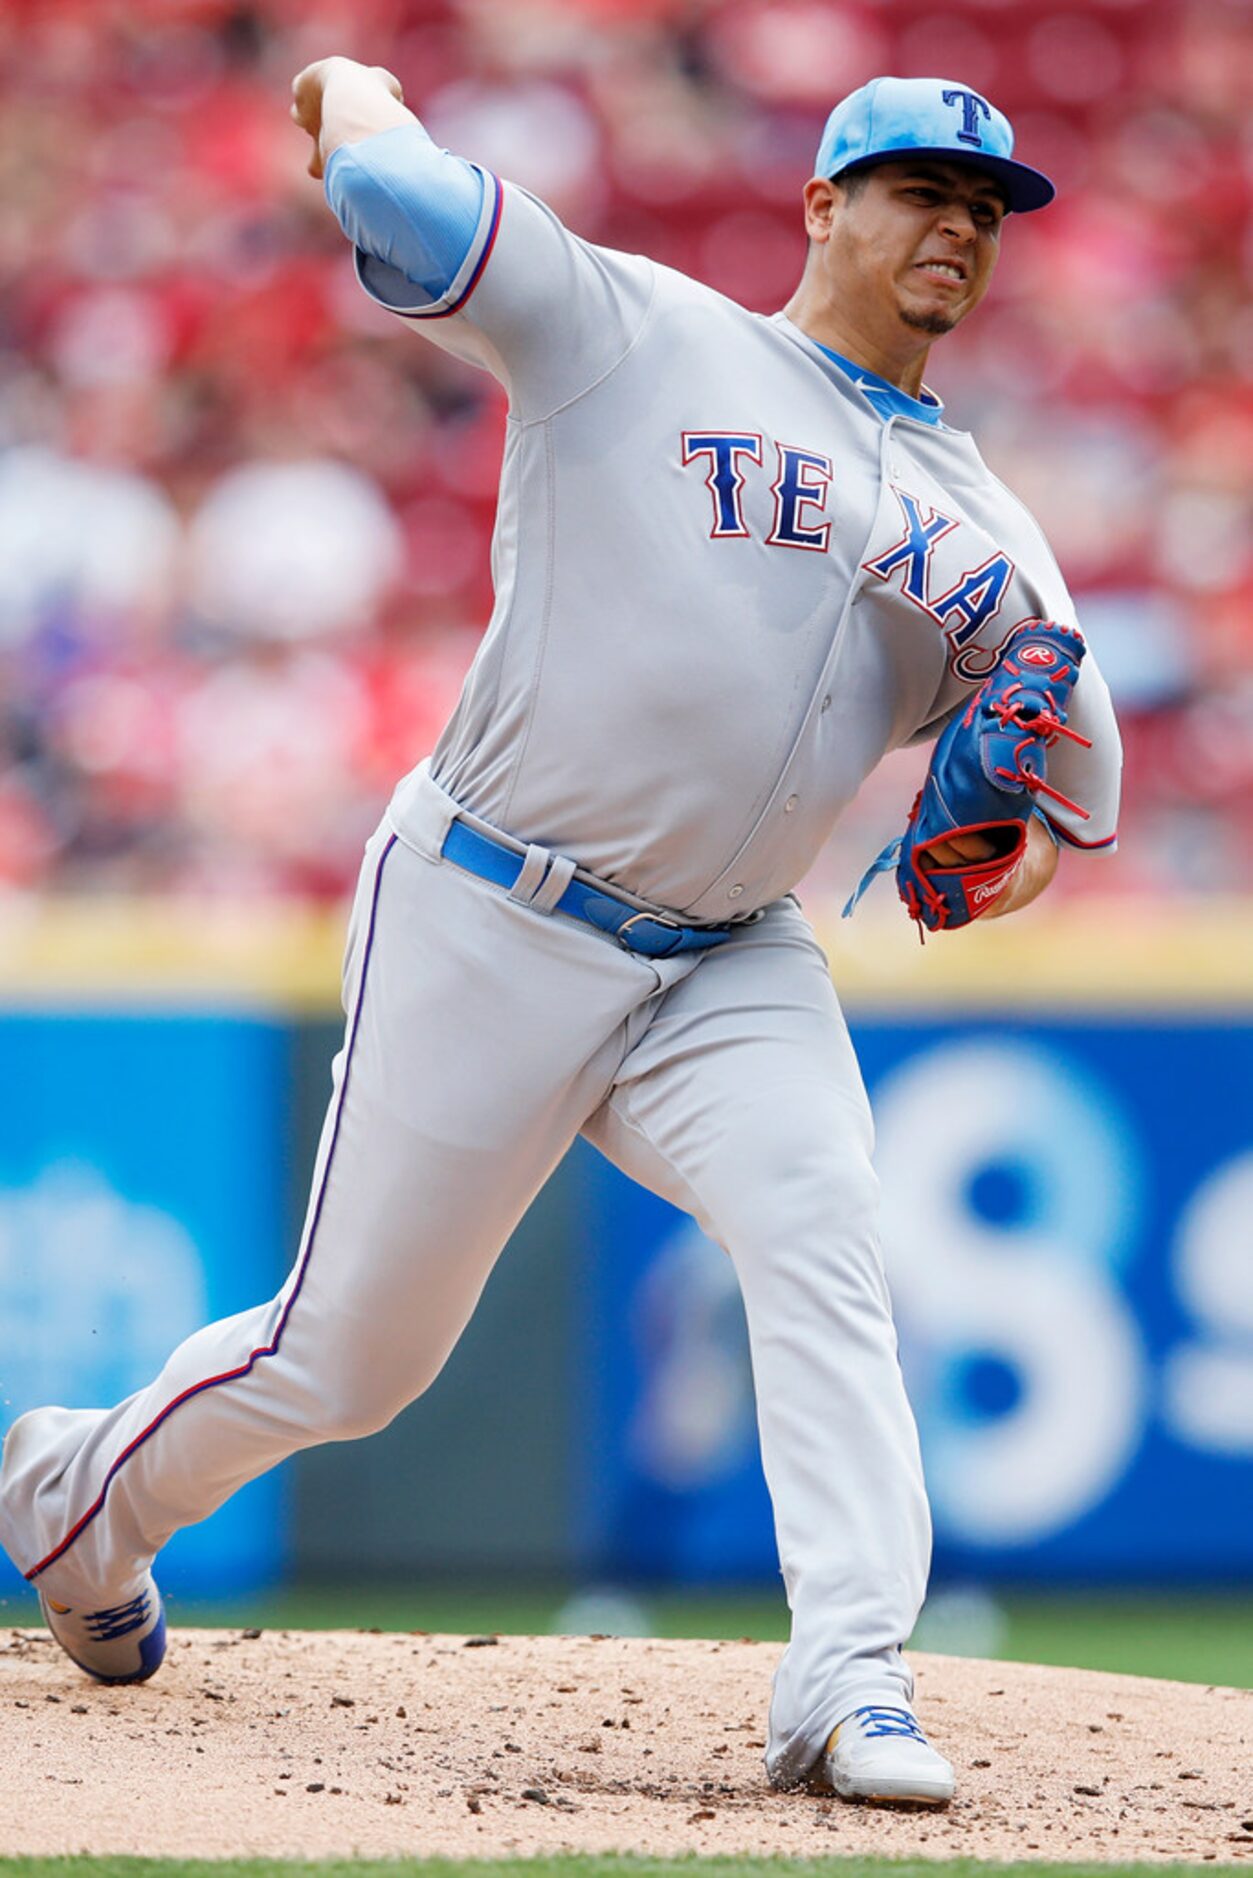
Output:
[{"xmin": 844, "ymin": 620, "xmax": 1091, "ymax": 936}]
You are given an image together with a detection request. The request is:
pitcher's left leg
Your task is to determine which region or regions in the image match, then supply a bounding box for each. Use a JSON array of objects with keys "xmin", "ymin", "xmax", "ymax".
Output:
[{"xmin": 584, "ymin": 898, "xmax": 933, "ymax": 1790}]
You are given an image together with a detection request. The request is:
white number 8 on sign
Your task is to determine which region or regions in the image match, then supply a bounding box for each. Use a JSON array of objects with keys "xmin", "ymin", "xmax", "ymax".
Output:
[{"xmin": 874, "ymin": 1038, "xmax": 1147, "ymax": 1546}]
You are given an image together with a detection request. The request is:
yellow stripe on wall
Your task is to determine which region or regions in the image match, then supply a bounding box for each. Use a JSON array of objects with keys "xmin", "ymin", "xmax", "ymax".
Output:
[
  {"xmin": 0, "ymin": 898, "xmax": 346, "ymax": 1012},
  {"xmin": 819, "ymin": 897, "xmax": 1253, "ymax": 1010},
  {"xmin": 0, "ymin": 896, "xmax": 1248, "ymax": 1012}
]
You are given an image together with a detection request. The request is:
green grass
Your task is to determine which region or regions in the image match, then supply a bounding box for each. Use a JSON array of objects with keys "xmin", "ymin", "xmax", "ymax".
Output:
[
  {"xmin": 988, "ymin": 1592, "xmax": 1253, "ymax": 1688},
  {"xmin": 0, "ymin": 1861, "xmax": 1243, "ymax": 1878},
  {"xmin": 173, "ymin": 1587, "xmax": 789, "ymax": 1644}
]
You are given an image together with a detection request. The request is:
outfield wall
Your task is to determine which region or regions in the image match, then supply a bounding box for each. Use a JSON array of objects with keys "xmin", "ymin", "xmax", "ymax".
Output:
[{"xmin": 0, "ymin": 898, "xmax": 1249, "ymax": 1597}]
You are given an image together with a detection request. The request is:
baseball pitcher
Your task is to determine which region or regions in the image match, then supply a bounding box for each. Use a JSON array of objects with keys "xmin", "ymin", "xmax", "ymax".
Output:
[{"xmin": 0, "ymin": 67, "xmax": 1120, "ymax": 1807}]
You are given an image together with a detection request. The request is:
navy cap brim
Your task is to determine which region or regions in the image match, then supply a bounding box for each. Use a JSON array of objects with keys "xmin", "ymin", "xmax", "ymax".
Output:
[{"xmin": 834, "ymin": 147, "xmax": 1056, "ymax": 214}]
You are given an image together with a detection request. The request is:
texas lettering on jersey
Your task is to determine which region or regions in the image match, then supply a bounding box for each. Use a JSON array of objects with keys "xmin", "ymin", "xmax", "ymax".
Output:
[
  {"xmin": 680, "ymin": 434, "xmax": 1033, "ymax": 681},
  {"xmin": 861, "ymin": 486, "xmax": 1017, "ymax": 680}
]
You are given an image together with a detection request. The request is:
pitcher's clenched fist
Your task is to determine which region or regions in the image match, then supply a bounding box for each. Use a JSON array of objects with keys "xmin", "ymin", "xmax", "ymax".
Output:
[{"xmin": 290, "ymin": 57, "xmax": 406, "ymax": 177}]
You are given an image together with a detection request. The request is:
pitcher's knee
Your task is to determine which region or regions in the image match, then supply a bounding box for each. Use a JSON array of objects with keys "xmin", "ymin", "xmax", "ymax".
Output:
[
  {"xmin": 316, "ymin": 1388, "xmax": 401, "ymax": 1444},
  {"xmin": 271, "ymin": 1284, "xmax": 459, "ymax": 1443},
  {"xmin": 303, "ymin": 1344, "xmax": 444, "ymax": 1444}
]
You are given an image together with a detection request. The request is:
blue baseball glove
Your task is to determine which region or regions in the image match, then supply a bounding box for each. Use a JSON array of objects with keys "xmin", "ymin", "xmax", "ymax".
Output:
[{"xmin": 844, "ymin": 621, "xmax": 1091, "ymax": 935}]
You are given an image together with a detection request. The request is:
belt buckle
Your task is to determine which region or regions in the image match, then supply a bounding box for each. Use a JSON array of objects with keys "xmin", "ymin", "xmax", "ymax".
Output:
[{"xmin": 616, "ymin": 909, "xmax": 682, "ymax": 956}]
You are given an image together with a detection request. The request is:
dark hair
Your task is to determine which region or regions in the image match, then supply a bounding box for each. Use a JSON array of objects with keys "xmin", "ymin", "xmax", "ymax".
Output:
[
  {"xmin": 804, "ymin": 165, "xmax": 870, "ymax": 255},
  {"xmin": 831, "ymin": 165, "xmax": 872, "ymax": 201}
]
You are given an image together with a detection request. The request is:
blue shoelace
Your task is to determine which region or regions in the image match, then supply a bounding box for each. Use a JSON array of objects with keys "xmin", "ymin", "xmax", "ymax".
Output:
[
  {"xmin": 83, "ymin": 1590, "xmax": 150, "ymax": 1642},
  {"xmin": 850, "ymin": 1704, "xmax": 927, "ymax": 1741}
]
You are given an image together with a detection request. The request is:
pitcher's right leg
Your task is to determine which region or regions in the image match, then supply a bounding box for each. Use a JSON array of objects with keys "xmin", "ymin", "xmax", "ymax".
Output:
[
  {"xmin": 584, "ymin": 895, "xmax": 935, "ymax": 1792},
  {"xmin": 0, "ymin": 824, "xmax": 665, "ymax": 1623}
]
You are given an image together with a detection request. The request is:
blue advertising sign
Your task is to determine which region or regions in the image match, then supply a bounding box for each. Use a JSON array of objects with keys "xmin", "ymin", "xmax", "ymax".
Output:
[
  {"xmin": 0, "ymin": 1014, "xmax": 291, "ymax": 1601},
  {"xmin": 570, "ymin": 1147, "xmax": 774, "ymax": 1582},
  {"xmin": 572, "ymin": 1019, "xmax": 1253, "ymax": 1584}
]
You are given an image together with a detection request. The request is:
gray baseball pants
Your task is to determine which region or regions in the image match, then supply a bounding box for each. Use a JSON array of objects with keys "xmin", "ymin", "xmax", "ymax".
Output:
[{"xmin": 0, "ymin": 765, "xmax": 931, "ymax": 1786}]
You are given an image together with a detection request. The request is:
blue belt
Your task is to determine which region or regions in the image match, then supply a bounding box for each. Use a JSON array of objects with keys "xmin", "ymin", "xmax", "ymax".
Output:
[{"xmin": 441, "ymin": 820, "xmax": 736, "ymax": 960}]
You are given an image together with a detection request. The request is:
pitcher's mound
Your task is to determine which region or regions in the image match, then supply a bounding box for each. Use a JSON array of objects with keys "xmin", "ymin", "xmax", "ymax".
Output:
[{"xmin": 1, "ymin": 1627, "xmax": 1249, "ymax": 1862}]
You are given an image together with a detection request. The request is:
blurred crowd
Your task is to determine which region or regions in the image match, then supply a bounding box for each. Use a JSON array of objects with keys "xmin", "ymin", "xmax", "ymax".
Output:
[{"xmin": 0, "ymin": 0, "xmax": 1249, "ymax": 902}]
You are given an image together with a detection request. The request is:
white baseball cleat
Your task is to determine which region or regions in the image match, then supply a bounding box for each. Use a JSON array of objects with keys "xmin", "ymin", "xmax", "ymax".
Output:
[
  {"xmin": 39, "ymin": 1572, "xmax": 167, "ymax": 1685},
  {"xmin": 822, "ymin": 1703, "xmax": 955, "ymax": 1806}
]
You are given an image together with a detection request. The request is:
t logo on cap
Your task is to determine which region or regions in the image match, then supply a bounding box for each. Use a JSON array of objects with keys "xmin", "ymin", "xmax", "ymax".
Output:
[
  {"xmin": 813, "ymin": 76, "xmax": 1056, "ymax": 214},
  {"xmin": 941, "ymin": 87, "xmax": 993, "ymax": 148}
]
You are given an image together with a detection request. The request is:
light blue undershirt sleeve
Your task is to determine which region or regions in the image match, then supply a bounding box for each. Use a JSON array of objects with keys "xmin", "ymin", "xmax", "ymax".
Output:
[{"xmin": 324, "ymin": 122, "xmax": 484, "ymax": 301}]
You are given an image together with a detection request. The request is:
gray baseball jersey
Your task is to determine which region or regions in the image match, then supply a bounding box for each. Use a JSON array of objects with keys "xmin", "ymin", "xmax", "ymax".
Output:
[{"xmin": 357, "ymin": 173, "xmax": 1121, "ymax": 917}]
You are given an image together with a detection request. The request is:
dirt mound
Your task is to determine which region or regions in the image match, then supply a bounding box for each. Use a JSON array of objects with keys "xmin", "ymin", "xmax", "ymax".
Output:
[{"xmin": 1, "ymin": 1627, "xmax": 1249, "ymax": 1862}]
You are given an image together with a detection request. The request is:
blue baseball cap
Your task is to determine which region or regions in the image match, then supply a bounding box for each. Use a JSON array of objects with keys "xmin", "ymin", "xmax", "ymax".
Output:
[{"xmin": 815, "ymin": 76, "xmax": 1055, "ymax": 214}]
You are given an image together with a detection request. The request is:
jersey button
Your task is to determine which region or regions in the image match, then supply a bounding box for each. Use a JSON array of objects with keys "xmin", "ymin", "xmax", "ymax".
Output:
[
  {"xmin": 727, "ymin": 884, "xmax": 744, "ymax": 900},
  {"xmin": 821, "ymin": 694, "xmax": 832, "ymax": 712},
  {"xmin": 784, "ymin": 795, "xmax": 799, "ymax": 813}
]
